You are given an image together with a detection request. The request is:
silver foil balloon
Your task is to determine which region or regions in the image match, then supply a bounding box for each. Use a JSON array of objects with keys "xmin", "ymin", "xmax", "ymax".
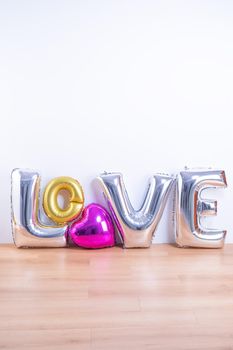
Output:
[
  {"xmin": 175, "ymin": 168, "xmax": 227, "ymax": 248},
  {"xmin": 11, "ymin": 169, "xmax": 67, "ymax": 248},
  {"xmin": 96, "ymin": 172, "xmax": 174, "ymax": 248}
]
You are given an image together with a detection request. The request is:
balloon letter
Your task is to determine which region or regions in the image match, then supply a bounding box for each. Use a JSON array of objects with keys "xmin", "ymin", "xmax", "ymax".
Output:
[
  {"xmin": 97, "ymin": 172, "xmax": 174, "ymax": 248},
  {"xmin": 175, "ymin": 168, "xmax": 227, "ymax": 248},
  {"xmin": 11, "ymin": 169, "xmax": 68, "ymax": 248},
  {"xmin": 43, "ymin": 176, "xmax": 84, "ymax": 225}
]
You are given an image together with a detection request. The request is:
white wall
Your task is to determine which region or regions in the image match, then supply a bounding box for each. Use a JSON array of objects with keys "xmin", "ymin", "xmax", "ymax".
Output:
[{"xmin": 0, "ymin": 0, "xmax": 232, "ymax": 244}]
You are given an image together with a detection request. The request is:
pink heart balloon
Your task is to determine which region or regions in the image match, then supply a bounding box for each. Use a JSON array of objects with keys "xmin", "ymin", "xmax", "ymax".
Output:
[{"xmin": 68, "ymin": 203, "xmax": 115, "ymax": 249}]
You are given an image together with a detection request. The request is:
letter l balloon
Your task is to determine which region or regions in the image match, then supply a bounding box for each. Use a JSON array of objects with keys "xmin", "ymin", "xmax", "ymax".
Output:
[{"xmin": 11, "ymin": 169, "xmax": 68, "ymax": 248}]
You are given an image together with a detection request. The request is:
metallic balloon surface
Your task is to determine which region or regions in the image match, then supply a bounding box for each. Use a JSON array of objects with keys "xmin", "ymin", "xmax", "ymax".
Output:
[
  {"xmin": 96, "ymin": 172, "xmax": 174, "ymax": 248},
  {"xmin": 11, "ymin": 169, "xmax": 67, "ymax": 248},
  {"xmin": 68, "ymin": 203, "xmax": 115, "ymax": 249},
  {"xmin": 43, "ymin": 176, "xmax": 84, "ymax": 225},
  {"xmin": 175, "ymin": 168, "xmax": 227, "ymax": 248}
]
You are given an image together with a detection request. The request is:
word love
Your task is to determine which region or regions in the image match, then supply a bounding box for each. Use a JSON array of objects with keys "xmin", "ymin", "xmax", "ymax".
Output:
[{"xmin": 11, "ymin": 168, "xmax": 227, "ymax": 250}]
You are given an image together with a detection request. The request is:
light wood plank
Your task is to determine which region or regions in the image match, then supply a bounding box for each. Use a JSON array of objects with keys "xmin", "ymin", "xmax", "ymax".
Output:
[{"xmin": 0, "ymin": 244, "xmax": 233, "ymax": 349}]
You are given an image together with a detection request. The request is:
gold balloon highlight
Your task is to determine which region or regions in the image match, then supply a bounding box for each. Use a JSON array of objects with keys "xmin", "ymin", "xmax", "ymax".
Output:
[{"xmin": 43, "ymin": 176, "xmax": 84, "ymax": 225}]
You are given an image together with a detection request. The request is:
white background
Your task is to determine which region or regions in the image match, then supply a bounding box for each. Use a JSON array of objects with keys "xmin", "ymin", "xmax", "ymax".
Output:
[{"xmin": 0, "ymin": 0, "xmax": 232, "ymax": 243}]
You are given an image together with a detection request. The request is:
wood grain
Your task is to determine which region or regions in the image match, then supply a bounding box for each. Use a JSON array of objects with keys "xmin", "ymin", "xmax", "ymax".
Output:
[{"xmin": 0, "ymin": 244, "xmax": 233, "ymax": 349}]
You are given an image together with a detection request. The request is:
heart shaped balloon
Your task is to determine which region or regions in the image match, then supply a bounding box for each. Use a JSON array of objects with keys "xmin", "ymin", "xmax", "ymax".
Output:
[{"xmin": 68, "ymin": 203, "xmax": 115, "ymax": 249}]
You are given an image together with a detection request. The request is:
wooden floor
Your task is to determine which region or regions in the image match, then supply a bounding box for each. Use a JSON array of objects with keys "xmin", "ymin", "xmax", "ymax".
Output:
[{"xmin": 1, "ymin": 244, "xmax": 233, "ymax": 350}]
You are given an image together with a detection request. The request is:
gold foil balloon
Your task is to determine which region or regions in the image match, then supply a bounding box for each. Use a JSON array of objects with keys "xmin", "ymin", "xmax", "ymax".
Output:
[{"xmin": 43, "ymin": 176, "xmax": 84, "ymax": 225}]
